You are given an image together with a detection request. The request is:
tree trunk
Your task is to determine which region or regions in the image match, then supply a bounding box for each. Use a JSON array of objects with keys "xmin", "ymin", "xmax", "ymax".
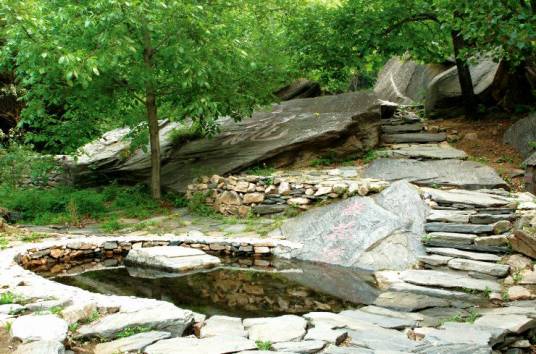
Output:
[
  {"xmin": 451, "ymin": 30, "xmax": 478, "ymax": 119},
  {"xmin": 143, "ymin": 24, "xmax": 161, "ymax": 199}
]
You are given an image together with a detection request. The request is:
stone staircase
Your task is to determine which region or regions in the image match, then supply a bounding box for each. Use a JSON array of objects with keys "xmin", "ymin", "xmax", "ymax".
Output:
[{"xmin": 376, "ymin": 106, "xmax": 529, "ymax": 303}]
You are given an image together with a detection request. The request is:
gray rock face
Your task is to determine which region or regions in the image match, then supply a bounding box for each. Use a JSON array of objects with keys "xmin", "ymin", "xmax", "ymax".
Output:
[
  {"xmin": 372, "ymin": 291, "xmax": 452, "ymax": 311},
  {"xmin": 364, "ymin": 159, "xmax": 507, "ymax": 190},
  {"xmin": 10, "ymin": 315, "xmax": 68, "ymax": 343},
  {"xmin": 281, "ymin": 181, "xmax": 426, "ymax": 270},
  {"xmin": 503, "ymin": 113, "xmax": 536, "ymax": 158},
  {"xmin": 400, "ymin": 269, "xmax": 501, "ymax": 292},
  {"xmin": 374, "ymin": 56, "xmax": 448, "ymax": 104},
  {"xmin": 426, "ymin": 247, "xmax": 500, "ymax": 262},
  {"xmin": 77, "ymin": 304, "xmax": 193, "ymax": 340},
  {"xmin": 339, "ymin": 308, "xmax": 419, "ymax": 329},
  {"xmin": 64, "ymin": 92, "xmax": 380, "ymax": 192},
  {"xmin": 422, "ymin": 322, "xmax": 505, "ymax": 347},
  {"xmin": 94, "ymin": 331, "xmax": 171, "ymax": 354},
  {"xmin": 303, "ymin": 327, "xmax": 347, "ymax": 344},
  {"xmin": 425, "ymin": 59, "xmax": 500, "ymax": 117},
  {"xmin": 425, "ymin": 223, "xmax": 493, "ymax": 234},
  {"xmin": 346, "ymin": 328, "xmax": 417, "ymax": 352},
  {"xmin": 13, "ymin": 341, "xmax": 65, "ymax": 354},
  {"xmin": 243, "ymin": 315, "xmax": 307, "ymax": 343},
  {"xmin": 124, "ymin": 246, "xmax": 221, "ymax": 273},
  {"xmin": 474, "ymin": 314, "xmax": 536, "ymax": 334},
  {"xmin": 145, "ymin": 335, "xmax": 256, "ymax": 354}
]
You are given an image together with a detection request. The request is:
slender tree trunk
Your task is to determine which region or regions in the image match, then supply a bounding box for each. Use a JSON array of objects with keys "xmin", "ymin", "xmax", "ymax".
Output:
[
  {"xmin": 451, "ymin": 29, "xmax": 478, "ymax": 119},
  {"xmin": 143, "ymin": 24, "xmax": 161, "ymax": 199}
]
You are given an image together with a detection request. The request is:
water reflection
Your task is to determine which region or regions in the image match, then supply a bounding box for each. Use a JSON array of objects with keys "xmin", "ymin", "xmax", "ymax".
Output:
[{"xmin": 55, "ymin": 257, "xmax": 378, "ymax": 318}]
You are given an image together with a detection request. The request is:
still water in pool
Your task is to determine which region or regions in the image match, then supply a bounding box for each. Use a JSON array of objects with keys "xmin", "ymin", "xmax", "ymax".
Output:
[{"xmin": 55, "ymin": 258, "xmax": 379, "ymax": 317}]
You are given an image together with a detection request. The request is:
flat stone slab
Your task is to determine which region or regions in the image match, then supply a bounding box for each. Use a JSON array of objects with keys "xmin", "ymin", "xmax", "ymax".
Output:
[
  {"xmin": 200, "ymin": 315, "xmax": 247, "ymax": 338},
  {"xmin": 419, "ymin": 254, "xmax": 452, "ymax": 266},
  {"xmin": 385, "ymin": 144, "xmax": 467, "ymax": 160},
  {"xmin": 474, "ymin": 314, "xmax": 536, "ymax": 334},
  {"xmin": 422, "ymin": 188, "xmax": 511, "ymax": 207},
  {"xmin": 145, "ymin": 335, "xmax": 256, "ymax": 354},
  {"xmin": 13, "ymin": 341, "xmax": 65, "ymax": 354},
  {"xmin": 364, "ymin": 159, "xmax": 508, "ymax": 190},
  {"xmin": 244, "ymin": 315, "xmax": 307, "ymax": 343},
  {"xmin": 427, "ymin": 210, "xmax": 474, "ymax": 223},
  {"xmin": 125, "ymin": 246, "xmax": 221, "ymax": 273},
  {"xmin": 94, "ymin": 331, "xmax": 171, "ymax": 354},
  {"xmin": 382, "ymin": 133, "xmax": 447, "ymax": 144},
  {"xmin": 346, "ymin": 327, "xmax": 417, "ymax": 352},
  {"xmin": 304, "ymin": 327, "xmax": 347, "ymax": 344},
  {"xmin": 77, "ymin": 304, "xmax": 193, "ymax": 339},
  {"xmin": 400, "ymin": 269, "xmax": 501, "ymax": 292},
  {"xmin": 447, "ymin": 258, "xmax": 509, "ymax": 277},
  {"xmin": 339, "ymin": 309, "xmax": 418, "ymax": 329},
  {"xmin": 11, "ymin": 315, "xmax": 68, "ymax": 343},
  {"xmin": 425, "ymin": 223, "xmax": 493, "ymax": 234},
  {"xmin": 425, "ymin": 232, "xmax": 477, "ymax": 245},
  {"xmin": 271, "ymin": 340, "xmax": 326, "ymax": 353},
  {"xmin": 426, "ymin": 248, "xmax": 500, "ymax": 262},
  {"xmin": 469, "ymin": 214, "xmax": 514, "ymax": 224},
  {"xmin": 422, "ymin": 322, "xmax": 505, "ymax": 347},
  {"xmin": 372, "ymin": 291, "xmax": 453, "ymax": 311}
]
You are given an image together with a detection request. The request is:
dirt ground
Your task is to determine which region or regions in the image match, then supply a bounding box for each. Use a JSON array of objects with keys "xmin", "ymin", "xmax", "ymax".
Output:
[
  {"xmin": 431, "ymin": 114, "xmax": 525, "ymax": 191},
  {"xmin": 0, "ymin": 328, "xmax": 16, "ymax": 353}
]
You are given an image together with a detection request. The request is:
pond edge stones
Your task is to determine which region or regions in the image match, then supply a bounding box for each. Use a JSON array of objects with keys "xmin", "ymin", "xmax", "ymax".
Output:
[{"xmin": 124, "ymin": 246, "xmax": 221, "ymax": 273}]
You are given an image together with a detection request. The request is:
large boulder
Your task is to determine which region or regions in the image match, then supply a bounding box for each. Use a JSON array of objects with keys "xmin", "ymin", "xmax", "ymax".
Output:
[
  {"xmin": 503, "ymin": 113, "xmax": 536, "ymax": 158},
  {"xmin": 280, "ymin": 180, "xmax": 427, "ymax": 270},
  {"xmin": 275, "ymin": 78, "xmax": 321, "ymax": 101},
  {"xmin": 63, "ymin": 92, "xmax": 380, "ymax": 192},
  {"xmin": 425, "ymin": 59, "xmax": 500, "ymax": 117},
  {"xmin": 374, "ymin": 56, "xmax": 448, "ymax": 104}
]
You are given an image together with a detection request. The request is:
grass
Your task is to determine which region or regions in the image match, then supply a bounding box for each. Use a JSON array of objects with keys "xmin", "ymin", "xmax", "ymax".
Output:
[
  {"xmin": 309, "ymin": 150, "xmax": 359, "ymax": 167},
  {"xmin": 442, "ymin": 308, "xmax": 480, "ymax": 325},
  {"xmin": 100, "ymin": 216, "xmax": 126, "ymax": 233},
  {"xmin": 68, "ymin": 322, "xmax": 79, "ymax": 332},
  {"xmin": 80, "ymin": 310, "xmax": 100, "ymax": 324},
  {"xmin": 256, "ymin": 340, "xmax": 272, "ymax": 350},
  {"xmin": 512, "ymin": 270, "xmax": 523, "ymax": 284},
  {"xmin": 0, "ymin": 236, "xmax": 7, "ymax": 249},
  {"xmin": 0, "ymin": 292, "xmax": 15, "ymax": 305},
  {"xmin": 19, "ymin": 232, "xmax": 48, "ymax": 243},
  {"xmin": 244, "ymin": 164, "xmax": 276, "ymax": 176},
  {"xmin": 362, "ymin": 149, "xmax": 387, "ymax": 164},
  {"xmin": 4, "ymin": 322, "xmax": 11, "ymax": 332},
  {"xmin": 187, "ymin": 192, "xmax": 217, "ymax": 217},
  {"xmin": 115, "ymin": 326, "xmax": 151, "ymax": 339},
  {"xmin": 0, "ymin": 183, "xmax": 166, "ymax": 226},
  {"xmin": 50, "ymin": 306, "xmax": 63, "ymax": 315}
]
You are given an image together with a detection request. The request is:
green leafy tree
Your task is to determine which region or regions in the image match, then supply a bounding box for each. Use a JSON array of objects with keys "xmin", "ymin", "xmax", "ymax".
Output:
[{"xmin": 1, "ymin": 0, "xmax": 292, "ymax": 198}]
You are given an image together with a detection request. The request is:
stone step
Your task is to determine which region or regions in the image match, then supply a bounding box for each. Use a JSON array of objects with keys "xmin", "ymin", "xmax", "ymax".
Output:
[
  {"xmin": 426, "ymin": 247, "xmax": 501, "ymax": 262},
  {"xmin": 446, "ymin": 258, "xmax": 509, "ymax": 277},
  {"xmin": 425, "ymin": 223, "xmax": 494, "ymax": 234},
  {"xmin": 422, "ymin": 188, "xmax": 512, "ymax": 208},
  {"xmin": 399, "ymin": 269, "xmax": 501, "ymax": 292},
  {"xmin": 423, "ymin": 239, "xmax": 509, "ymax": 254},
  {"xmin": 382, "ymin": 133, "xmax": 447, "ymax": 144},
  {"xmin": 469, "ymin": 214, "xmax": 515, "ymax": 224},
  {"xmin": 424, "ymin": 232, "xmax": 477, "ymax": 245},
  {"xmin": 381, "ymin": 117, "xmax": 422, "ymax": 126},
  {"xmin": 383, "ymin": 144, "xmax": 467, "ymax": 160},
  {"xmin": 381, "ymin": 123, "xmax": 423, "ymax": 134},
  {"xmin": 427, "ymin": 210, "xmax": 476, "ymax": 224}
]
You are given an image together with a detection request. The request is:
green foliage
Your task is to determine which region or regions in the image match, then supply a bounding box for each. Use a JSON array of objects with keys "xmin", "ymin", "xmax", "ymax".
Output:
[
  {"xmin": 80, "ymin": 310, "xmax": 100, "ymax": 324},
  {"xmin": 0, "ymin": 292, "xmax": 14, "ymax": 305},
  {"xmin": 0, "ymin": 184, "xmax": 164, "ymax": 225},
  {"xmin": 362, "ymin": 149, "xmax": 387, "ymax": 164},
  {"xmin": 0, "ymin": 143, "xmax": 60, "ymax": 188},
  {"xmin": 256, "ymin": 340, "xmax": 272, "ymax": 350},
  {"xmin": 68, "ymin": 322, "xmax": 79, "ymax": 333},
  {"xmin": 49, "ymin": 306, "xmax": 63, "ymax": 315},
  {"xmin": 1, "ymin": 0, "xmax": 293, "ymax": 154},
  {"xmin": 244, "ymin": 164, "xmax": 276, "ymax": 176},
  {"xmin": 187, "ymin": 192, "xmax": 216, "ymax": 217},
  {"xmin": 169, "ymin": 124, "xmax": 203, "ymax": 146},
  {"xmin": 0, "ymin": 236, "xmax": 7, "ymax": 249},
  {"xmin": 100, "ymin": 217, "xmax": 126, "ymax": 233},
  {"xmin": 115, "ymin": 326, "xmax": 151, "ymax": 339},
  {"xmin": 19, "ymin": 232, "xmax": 48, "ymax": 243}
]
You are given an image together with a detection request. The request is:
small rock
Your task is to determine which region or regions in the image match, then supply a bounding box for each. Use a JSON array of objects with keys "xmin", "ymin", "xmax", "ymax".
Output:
[
  {"xmin": 244, "ymin": 315, "xmax": 307, "ymax": 343},
  {"xmin": 508, "ymin": 230, "xmax": 536, "ymax": 258},
  {"xmin": 288, "ymin": 197, "xmax": 310, "ymax": 206},
  {"xmin": 216, "ymin": 191, "xmax": 242, "ymax": 206},
  {"xmin": 14, "ymin": 340, "xmax": 65, "ymax": 354},
  {"xmin": 474, "ymin": 235, "xmax": 509, "ymax": 247},
  {"xmin": 61, "ymin": 301, "xmax": 97, "ymax": 325},
  {"xmin": 508, "ymin": 286, "xmax": 533, "ymax": 301},
  {"xmin": 304, "ymin": 327, "xmax": 347, "ymax": 344},
  {"xmin": 419, "ymin": 255, "xmax": 452, "ymax": 266},
  {"xmin": 493, "ymin": 220, "xmax": 512, "ymax": 234},
  {"xmin": 200, "ymin": 316, "xmax": 247, "ymax": 338},
  {"xmin": 243, "ymin": 193, "xmax": 264, "ymax": 205},
  {"xmin": 278, "ymin": 182, "xmax": 291, "ymax": 195},
  {"xmin": 271, "ymin": 340, "xmax": 326, "ymax": 353},
  {"xmin": 11, "ymin": 315, "xmax": 68, "ymax": 343},
  {"xmin": 504, "ymin": 254, "xmax": 534, "ymax": 272}
]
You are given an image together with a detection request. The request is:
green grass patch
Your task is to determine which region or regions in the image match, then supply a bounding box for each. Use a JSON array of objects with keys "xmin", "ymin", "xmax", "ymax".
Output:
[
  {"xmin": 19, "ymin": 232, "xmax": 48, "ymax": 243},
  {"xmin": 0, "ymin": 292, "xmax": 15, "ymax": 305},
  {"xmin": 115, "ymin": 326, "xmax": 151, "ymax": 339},
  {"xmin": 256, "ymin": 340, "xmax": 272, "ymax": 350},
  {"xmin": 0, "ymin": 184, "xmax": 166, "ymax": 226},
  {"xmin": 244, "ymin": 164, "xmax": 276, "ymax": 176}
]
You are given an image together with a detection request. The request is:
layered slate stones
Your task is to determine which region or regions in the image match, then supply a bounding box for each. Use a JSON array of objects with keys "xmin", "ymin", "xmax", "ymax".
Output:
[
  {"xmin": 281, "ymin": 181, "xmax": 426, "ymax": 270},
  {"xmin": 94, "ymin": 331, "xmax": 171, "ymax": 354},
  {"xmin": 243, "ymin": 315, "xmax": 307, "ymax": 343},
  {"xmin": 63, "ymin": 91, "xmax": 381, "ymax": 192},
  {"xmin": 425, "ymin": 223, "xmax": 493, "ymax": 234},
  {"xmin": 385, "ymin": 144, "xmax": 468, "ymax": 160},
  {"xmin": 382, "ymin": 133, "xmax": 447, "ymax": 144},
  {"xmin": 77, "ymin": 304, "xmax": 194, "ymax": 340},
  {"xmin": 426, "ymin": 248, "xmax": 500, "ymax": 262},
  {"xmin": 400, "ymin": 269, "xmax": 501, "ymax": 292},
  {"xmin": 124, "ymin": 246, "xmax": 221, "ymax": 273},
  {"xmin": 272, "ymin": 340, "xmax": 326, "ymax": 353},
  {"xmin": 10, "ymin": 315, "xmax": 68, "ymax": 343},
  {"xmin": 422, "ymin": 188, "xmax": 511, "ymax": 208},
  {"xmin": 364, "ymin": 159, "xmax": 508, "ymax": 190},
  {"xmin": 446, "ymin": 258, "xmax": 509, "ymax": 277},
  {"xmin": 144, "ymin": 335, "xmax": 257, "ymax": 354}
]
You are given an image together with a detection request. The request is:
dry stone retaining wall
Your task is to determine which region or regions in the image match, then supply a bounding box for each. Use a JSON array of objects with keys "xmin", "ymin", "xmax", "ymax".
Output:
[{"xmin": 187, "ymin": 170, "xmax": 390, "ymax": 217}]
